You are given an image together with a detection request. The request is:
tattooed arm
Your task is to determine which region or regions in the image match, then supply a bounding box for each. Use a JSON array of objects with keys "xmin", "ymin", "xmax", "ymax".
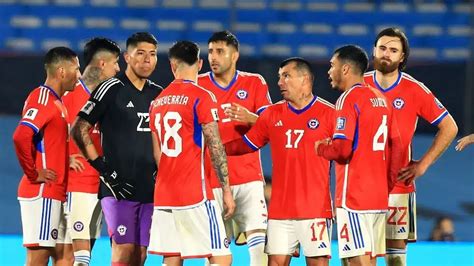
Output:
[
  {"xmin": 71, "ymin": 117, "xmax": 100, "ymax": 160},
  {"xmin": 202, "ymin": 121, "xmax": 235, "ymax": 219}
]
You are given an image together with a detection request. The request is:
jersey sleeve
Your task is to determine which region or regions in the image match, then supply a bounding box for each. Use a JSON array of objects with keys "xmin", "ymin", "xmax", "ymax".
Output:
[
  {"xmin": 243, "ymin": 108, "xmax": 271, "ymax": 150},
  {"xmin": 415, "ymin": 83, "xmax": 449, "ymax": 126},
  {"xmin": 78, "ymin": 78, "xmax": 121, "ymax": 125},
  {"xmin": 196, "ymin": 91, "xmax": 219, "ymax": 124},
  {"xmin": 253, "ymin": 75, "xmax": 273, "ymax": 115},
  {"xmin": 333, "ymin": 91, "xmax": 358, "ymax": 141},
  {"xmin": 20, "ymin": 91, "xmax": 55, "ymax": 133}
]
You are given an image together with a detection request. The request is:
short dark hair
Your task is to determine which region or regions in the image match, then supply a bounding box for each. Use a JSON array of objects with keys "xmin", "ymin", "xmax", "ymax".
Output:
[
  {"xmin": 333, "ymin": 45, "xmax": 369, "ymax": 75},
  {"xmin": 44, "ymin": 46, "xmax": 77, "ymax": 71},
  {"xmin": 280, "ymin": 57, "xmax": 314, "ymax": 83},
  {"xmin": 168, "ymin": 40, "xmax": 200, "ymax": 66},
  {"xmin": 208, "ymin": 30, "xmax": 239, "ymax": 51},
  {"xmin": 374, "ymin": 27, "xmax": 410, "ymax": 70},
  {"xmin": 83, "ymin": 37, "xmax": 121, "ymax": 66},
  {"xmin": 126, "ymin": 32, "xmax": 158, "ymax": 49}
]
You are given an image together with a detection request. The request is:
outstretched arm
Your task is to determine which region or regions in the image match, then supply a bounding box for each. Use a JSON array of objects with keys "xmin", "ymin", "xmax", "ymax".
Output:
[
  {"xmin": 398, "ymin": 114, "xmax": 458, "ymax": 183},
  {"xmin": 455, "ymin": 133, "xmax": 474, "ymax": 151},
  {"xmin": 225, "ymin": 102, "xmax": 259, "ymax": 125},
  {"xmin": 71, "ymin": 117, "xmax": 100, "ymax": 160},
  {"xmin": 202, "ymin": 121, "xmax": 235, "ymax": 219}
]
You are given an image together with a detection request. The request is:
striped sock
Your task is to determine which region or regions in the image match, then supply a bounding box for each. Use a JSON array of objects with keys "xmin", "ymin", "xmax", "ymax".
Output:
[
  {"xmin": 247, "ymin": 232, "xmax": 267, "ymax": 266},
  {"xmin": 73, "ymin": 250, "xmax": 90, "ymax": 266},
  {"xmin": 385, "ymin": 248, "xmax": 407, "ymax": 266}
]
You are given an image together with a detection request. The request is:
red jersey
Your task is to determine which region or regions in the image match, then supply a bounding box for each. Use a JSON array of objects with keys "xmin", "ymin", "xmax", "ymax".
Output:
[
  {"xmin": 243, "ymin": 97, "xmax": 334, "ymax": 219},
  {"xmin": 149, "ymin": 80, "xmax": 219, "ymax": 209},
  {"xmin": 364, "ymin": 71, "xmax": 449, "ymax": 193},
  {"xmin": 16, "ymin": 86, "xmax": 70, "ymax": 201},
  {"xmin": 62, "ymin": 80, "xmax": 102, "ymax": 193},
  {"xmin": 333, "ymin": 84, "xmax": 397, "ymax": 212},
  {"xmin": 198, "ymin": 71, "xmax": 272, "ymax": 188}
]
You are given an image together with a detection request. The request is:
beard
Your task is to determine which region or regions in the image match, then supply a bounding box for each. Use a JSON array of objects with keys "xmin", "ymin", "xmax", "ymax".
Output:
[{"xmin": 374, "ymin": 57, "xmax": 399, "ymax": 74}]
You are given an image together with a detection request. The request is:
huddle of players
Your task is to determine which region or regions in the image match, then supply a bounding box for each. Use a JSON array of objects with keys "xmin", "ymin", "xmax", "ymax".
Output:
[{"xmin": 12, "ymin": 27, "xmax": 459, "ymax": 266}]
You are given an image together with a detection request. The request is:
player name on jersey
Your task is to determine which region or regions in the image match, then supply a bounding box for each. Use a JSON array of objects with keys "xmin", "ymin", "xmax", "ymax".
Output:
[{"xmin": 153, "ymin": 94, "xmax": 189, "ymax": 106}]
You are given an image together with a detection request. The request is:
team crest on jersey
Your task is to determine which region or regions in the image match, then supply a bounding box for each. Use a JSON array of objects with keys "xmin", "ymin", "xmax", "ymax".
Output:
[
  {"xmin": 23, "ymin": 108, "xmax": 38, "ymax": 120},
  {"xmin": 117, "ymin": 225, "xmax": 127, "ymax": 236},
  {"xmin": 393, "ymin": 98, "xmax": 405, "ymax": 110},
  {"xmin": 51, "ymin": 229, "xmax": 58, "ymax": 240},
  {"xmin": 307, "ymin": 118, "xmax": 320, "ymax": 129},
  {"xmin": 434, "ymin": 98, "xmax": 444, "ymax": 109},
  {"xmin": 336, "ymin": 117, "xmax": 346, "ymax": 130},
  {"xmin": 73, "ymin": 221, "xmax": 84, "ymax": 232},
  {"xmin": 223, "ymin": 237, "xmax": 230, "ymax": 248},
  {"xmin": 236, "ymin": 89, "xmax": 248, "ymax": 100}
]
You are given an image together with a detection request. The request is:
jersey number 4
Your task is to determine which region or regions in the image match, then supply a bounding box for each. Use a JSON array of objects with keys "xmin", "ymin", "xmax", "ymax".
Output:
[
  {"xmin": 373, "ymin": 115, "xmax": 388, "ymax": 151},
  {"xmin": 154, "ymin": 112, "xmax": 183, "ymax": 157}
]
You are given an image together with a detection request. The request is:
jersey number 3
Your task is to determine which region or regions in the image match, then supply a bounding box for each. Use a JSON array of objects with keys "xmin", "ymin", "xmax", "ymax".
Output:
[{"xmin": 155, "ymin": 112, "xmax": 183, "ymax": 157}]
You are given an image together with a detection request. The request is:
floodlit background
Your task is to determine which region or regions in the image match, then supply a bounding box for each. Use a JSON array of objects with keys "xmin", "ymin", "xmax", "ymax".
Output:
[{"xmin": 0, "ymin": 0, "xmax": 473, "ymax": 265}]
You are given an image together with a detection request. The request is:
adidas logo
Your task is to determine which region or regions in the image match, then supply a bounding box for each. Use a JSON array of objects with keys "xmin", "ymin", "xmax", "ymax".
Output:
[
  {"xmin": 126, "ymin": 101, "xmax": 134, "ymax": 108},
  {"xmin": 343, "ymin": 244, "xmax": 351, "ymax": 251},
  {"xmin": 274, "ymin": 120, "xmax": 283, "ymax": 127},
  {"xmin": 398, "ymin": 227, "xmax": 406, "ymax": 233},
  {"xmin": 318, "ymin": 242, "xmax": 327, "ymax": 249}
]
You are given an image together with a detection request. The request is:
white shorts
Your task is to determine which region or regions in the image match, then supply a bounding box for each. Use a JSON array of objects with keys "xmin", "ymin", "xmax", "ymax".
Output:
[
  {"xmin": 336, "ymin": 208, "xmax": 386, "ymax": 259},
  {"xmin": 19, "ymin": 197, "xmax": 65, "ymax": 247},
  {"xmin": 265, "ymin": 218, "xmax": 332, "ymax": 257},
  {"xmin": 64, "ymin": 192, "xmax": 102, "ymax": 242},
  {"xmin": 148, "ymin": 200, "xmax": 231, "ymax": 258},
  {"xmin": 213, "ymin": 181, "xmax": 267, "ymax": 243},
  {"xmin": 386, "ymin": 192, "xmax": 417, "ymax": 241}
]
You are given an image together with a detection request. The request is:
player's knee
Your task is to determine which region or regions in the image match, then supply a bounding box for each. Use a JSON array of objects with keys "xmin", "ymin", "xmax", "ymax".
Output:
[
  {"xmin": 112, "ymin": 243, "xmax": 135, "ymax": 261},
  {"xmin": 209, "ymin": 254, "xmax": 232, "ymax": 266}
]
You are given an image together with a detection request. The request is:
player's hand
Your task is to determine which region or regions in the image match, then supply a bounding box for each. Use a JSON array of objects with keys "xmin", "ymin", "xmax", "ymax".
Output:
[
  {"xmin": 89, "ymin": 156, "xmax": 135, "ymax": 200},
  {"xmin": 222, "ymin": 187, "xmax": 236, "ymax": 220},
  {"xmin": 314, "ymin": 138, "xmax": 331, "ymax": 155},
  {"xmin": 224, "ymin": 103, "xmax": 258, "ymax": 124},
  {"xmin": 69, "ymin": 153, "xmax": 85, "ymax": 172},
  {"xmin": 397, "ymin": 160, "xmax": 427, "ymax": 185},
  {"xmin": 455, "ymin": 134, "xmax": 474, "ymax": 151},
  {"xmin": 33, "ymin": 169, "xmax": 57, "ymax": 184}
]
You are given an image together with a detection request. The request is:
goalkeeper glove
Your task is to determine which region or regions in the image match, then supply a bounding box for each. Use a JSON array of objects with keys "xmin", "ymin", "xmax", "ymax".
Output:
[{"xmin": 88, "ymin": 156, "xmax": 135, "ymax": 200}]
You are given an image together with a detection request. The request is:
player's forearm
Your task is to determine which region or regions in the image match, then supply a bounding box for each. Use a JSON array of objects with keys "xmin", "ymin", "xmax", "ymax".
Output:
[
  {"xmin": 419, "ymin": 115, "xmax": 458, "ymax": 169},
  {"xmin": 225, "ymin": 138, "xmax": 255, "ymax": 156},
  {"xmin": 71, "ymin": 117, "xmax": 99, "ymax": 160},
  {"xmin": 203, "ymin": 122, "xmax": 230, "ymax": 189},
  {"xmin": 317, "ymin": 138, "xmax": 353, "ymax": 163},
  {"xmin": 13, "ymin": 125, "xmax": 38, "ymax": 180}
]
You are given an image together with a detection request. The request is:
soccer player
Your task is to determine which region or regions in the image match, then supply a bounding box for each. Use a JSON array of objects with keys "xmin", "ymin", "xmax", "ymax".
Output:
[
  {"xmin": 316, "ymin": 45, "xmax": 403, "ymax": 266},
  {"xmin": 148, "ymin": 40, "xmax": 235, "ymax": 266},
  {"xmin": 363, "ymin": 27, "xmax": 458, "ymax": 266},
  {"xmin": 12, "ymin": 46, "xmax": 81, "ymax": 266},
  {"xmin": 225, "ymin": 57, "xmax": 335, "ymax": 266},
  {"xmin": 62, "ymin": 37, "xmax": 121, "ymax": 266},
  {"xmin": 71, "ymin": 32, "xmax": 162, "ymax": 266},
  {"xmin": 198, "ymin": 30, "xmax": 271, "ymax": 265},
  {"xmin": 455, "ymin": 133, "xmax": 474, "ymax": 151}
]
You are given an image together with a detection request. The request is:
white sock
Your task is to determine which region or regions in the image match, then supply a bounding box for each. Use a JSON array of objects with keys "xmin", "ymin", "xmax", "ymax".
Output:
[
  {"xmin": 385, "ymin": 248, "xmax": 407, "ymax": 266},
  {"xmin": 73, "ymin": 250, "xmax": 91, "ymax": 266},
  {"xmin": 247, "ymin": 232, "xmax": 267, "ymax": 266}
]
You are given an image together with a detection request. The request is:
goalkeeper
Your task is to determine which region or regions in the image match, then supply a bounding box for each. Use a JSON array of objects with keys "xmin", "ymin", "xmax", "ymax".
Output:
[{"xmin": 71, "ymin": 32, "xmax": 163, "ymax": 266}]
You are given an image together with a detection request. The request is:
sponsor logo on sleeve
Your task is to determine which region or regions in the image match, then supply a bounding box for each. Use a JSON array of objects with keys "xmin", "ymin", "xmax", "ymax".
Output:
[
  {"xmin": 23, "ymin": 108, "xmax": 38, "ymax": 120},
  {"xmin": 211, "ymin": 108, "xmax": 219, "ymax": 121},
  {"xmin": 81, "ymin": 100, "xmax": 96, "ymax": 115},
  {"xmin": 434, "ymin": 98, "xmax": 444, "ymax": 109},
  {"xmin": 336, "ymin": 117, "xmax": 346, "ymax": 130}
]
